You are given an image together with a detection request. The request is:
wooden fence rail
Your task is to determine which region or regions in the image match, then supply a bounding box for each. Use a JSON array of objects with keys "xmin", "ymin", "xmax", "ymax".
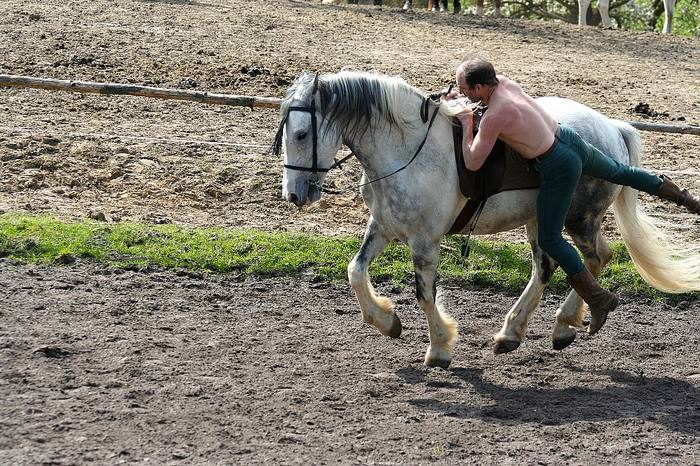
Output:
[
  {"xmin": 0, "ymin": 74, "xmax": 283, "ymax": 109},
  {"xmin": 1, "ymin": 74, "xmax": 699, "ymax": 136}
]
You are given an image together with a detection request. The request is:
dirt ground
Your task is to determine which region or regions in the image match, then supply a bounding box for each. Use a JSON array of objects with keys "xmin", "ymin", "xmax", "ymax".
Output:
[
  {"xmin": 1, "ymin": 260, "xmax": 699, "ymax": 464},
  {"xmin": 1, "ymin": 0, "xmax": 699, "ymax": 463}
]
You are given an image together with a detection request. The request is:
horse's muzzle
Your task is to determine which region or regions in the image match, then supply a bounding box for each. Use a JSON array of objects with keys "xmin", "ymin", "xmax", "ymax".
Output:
[{"xmin": 285, "ymin": 182, "xmax": 321, "ymax": 207}]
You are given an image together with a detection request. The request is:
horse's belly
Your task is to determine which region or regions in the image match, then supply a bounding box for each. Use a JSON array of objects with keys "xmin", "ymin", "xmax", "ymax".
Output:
[{"xmin": 471, "ymin": 190, "xmax": 538, "ymax": 235}]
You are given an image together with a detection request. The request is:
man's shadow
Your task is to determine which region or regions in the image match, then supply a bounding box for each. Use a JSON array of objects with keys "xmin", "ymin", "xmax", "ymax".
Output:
[{"xmin": 398, "ymin": 364, "xmax": 700, "ymax": 435}]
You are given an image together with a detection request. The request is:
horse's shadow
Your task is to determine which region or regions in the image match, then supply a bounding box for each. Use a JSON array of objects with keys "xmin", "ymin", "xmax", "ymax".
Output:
[{"xmin": 398, "ymin": 365, "xmax": 700, "ymax": 435}]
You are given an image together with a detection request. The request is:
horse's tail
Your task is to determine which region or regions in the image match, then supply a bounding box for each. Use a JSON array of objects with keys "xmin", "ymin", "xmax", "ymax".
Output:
[{"xmin": 611, "ymin": 120, "xmax": 700, "ymax": 293}]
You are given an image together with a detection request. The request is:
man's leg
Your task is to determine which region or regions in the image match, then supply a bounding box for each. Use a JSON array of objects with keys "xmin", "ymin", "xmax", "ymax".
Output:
[
  {"xmin": 536, "ymin": 147, "xmax": 585, "ymax": 277},
  {"xmin": 569, "ymin": 129, "xmax": 700, "ymax": 214},
  {"xmin": 537, "ymin": 142, "xmax": 619, "ymax": 335},
  {"xmin": 657, "ymin": 175, "xmax": 700, "ymax": 214},
  {"xmin": 569, "ymin": 132, "xmax": 661, "ymax": 194}
]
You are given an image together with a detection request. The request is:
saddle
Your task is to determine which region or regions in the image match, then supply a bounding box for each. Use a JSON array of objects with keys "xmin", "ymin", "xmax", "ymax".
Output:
[{"xmin": 448, "ymin": 115, "xmax": 540, "ymax": 234}]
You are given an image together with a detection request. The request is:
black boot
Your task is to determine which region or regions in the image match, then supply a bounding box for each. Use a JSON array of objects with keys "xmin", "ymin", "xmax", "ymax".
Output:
[
  {"xmin": 567, "ymin": 268, "xmax": 619, "ymax": 335},
  {"xmin": 657, "ymin": 175, "xmax": 700, "ymax": 214}
]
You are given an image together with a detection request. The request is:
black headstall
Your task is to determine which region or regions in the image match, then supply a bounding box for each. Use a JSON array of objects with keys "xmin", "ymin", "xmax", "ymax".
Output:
[{"xmin": 271, "ymin": 74, "xmax": 355, "ymax": 175}]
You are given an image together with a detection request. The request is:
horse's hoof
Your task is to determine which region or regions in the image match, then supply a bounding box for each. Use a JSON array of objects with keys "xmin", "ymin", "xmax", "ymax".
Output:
[
  {"xmin": 387, "ymin": 313, "xmax": 402, "ymax": 338},
  {"xmin": 493, "ymin": 339, "xmax": 520, "ymax": 354},
  {"xmin": 552, "ymin": 333, "xmax": 576, "ymax": 351},
  {"xmin": 424, "ymin": 346, "xmax": 452, "ymax": 368},
  {"xmin": 425, "ymin": 356, "xmax": 451, "ymax": 369}
]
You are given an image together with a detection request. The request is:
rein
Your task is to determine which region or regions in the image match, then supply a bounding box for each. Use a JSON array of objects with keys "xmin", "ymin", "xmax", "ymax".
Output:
[{"xmin": 318, "ymin": 102, "xmax": 440, "ymax": 195}]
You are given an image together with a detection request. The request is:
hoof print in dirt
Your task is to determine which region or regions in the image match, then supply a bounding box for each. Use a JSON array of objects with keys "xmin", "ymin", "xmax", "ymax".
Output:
[
  {"xmin": 88, "ymin": 210, "xmax": 107, "ymax": 222},
  {"xmin": 33, "ymin": 346, "xmax": 71, "ymax": 358},
  {"xmin": 55, "ymin": 253, "xmax": 76, "ymax": 265},
  {"xmin": 631, "ymin": 102, "xmax": 670, "ymax": 119}
]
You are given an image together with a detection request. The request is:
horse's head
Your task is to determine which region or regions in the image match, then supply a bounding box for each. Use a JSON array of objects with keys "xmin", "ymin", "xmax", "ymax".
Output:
[
  {"xmin": 273, "ymin": 70, "xmax": 427, "ymax": 206},
  {"xmin": 272, "ymin": 73, "xmax": 342, "ymax": 207}
]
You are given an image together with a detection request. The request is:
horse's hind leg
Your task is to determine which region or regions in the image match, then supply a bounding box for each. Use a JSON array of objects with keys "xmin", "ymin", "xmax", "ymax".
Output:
[
  {"xmin": 577, "ymin": 0, "xmax": 592, "ymax": 25},
  {"xmin": 494, "ymin": 221, "xmax": 557, "ymax": 354},
  {"xmin": 552, "ymin": 229, "xmax": 613, "ymax": 348},
  {"xmin": 348, "ymin": 217, "xmax": 401, "ymax": 338},
  {"xmin": 662, "ymin": 0, "xmax": 676, "ymax": 33},
  {"xmin": 492, "ymin": 0, "xmax": 502, "ymax": 17},
  {"xmin": 409, "ymin": 238, "xmax": 458, "ymax": 368},
  {"xmin": 597, "ymin": 0, "xmax": 612, "ymax": 27}
]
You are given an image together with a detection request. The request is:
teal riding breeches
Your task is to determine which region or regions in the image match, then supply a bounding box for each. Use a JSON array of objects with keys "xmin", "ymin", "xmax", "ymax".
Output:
[{"xmin": 535, "ymin": 124, "xmax": 663, "ymax": 276}]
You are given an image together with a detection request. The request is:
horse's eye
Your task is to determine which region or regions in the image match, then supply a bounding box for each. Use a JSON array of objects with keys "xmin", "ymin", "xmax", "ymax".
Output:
[{"xmin": 296, "ymin": 131, "xmax": 308, "ymax": 141}]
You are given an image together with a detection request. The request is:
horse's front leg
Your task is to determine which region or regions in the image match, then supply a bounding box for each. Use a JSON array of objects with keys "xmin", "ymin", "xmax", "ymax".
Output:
[
  {"xmin": 494, "ymin": 222, "xmax": 557, "ymax": 353},
  {"xmin": 348, "ymin": 217, "xmax": 401, "ymax": 338},
  {"xmin": 409, "ymin": 238, "xmax": 458, "ymax": 368},
  {"xmin": 597, "ymin": 0, "xmax": 612, "ymax": 28},
  {"xmin": 577, "ymin": 0, "xmax": 592, "ymax": 26}
]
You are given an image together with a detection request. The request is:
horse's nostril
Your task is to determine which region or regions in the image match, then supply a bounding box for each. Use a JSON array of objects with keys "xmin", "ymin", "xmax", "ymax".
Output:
[{"xmin": 287, "ymin": 193, "xmax": 298, "ymax": 204}]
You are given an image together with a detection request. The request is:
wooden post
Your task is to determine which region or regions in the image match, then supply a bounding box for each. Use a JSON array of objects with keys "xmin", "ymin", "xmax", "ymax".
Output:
[
  {"xmin": 628, "ymin": 121, "xmax": 700, "ymax": 136},
  {"xmin": 0, "ymin": 74, "xmax": 283, "ymax": 109},
  {"xmin": 2, "ymin": 74, "xmax": 700, "ymax": 136}
]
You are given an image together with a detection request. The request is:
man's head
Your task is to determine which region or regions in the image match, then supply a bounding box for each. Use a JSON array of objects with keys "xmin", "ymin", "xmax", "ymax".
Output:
[{"xmin": 456, "ymin": 55, "xmax": 498, "ymax": 102}]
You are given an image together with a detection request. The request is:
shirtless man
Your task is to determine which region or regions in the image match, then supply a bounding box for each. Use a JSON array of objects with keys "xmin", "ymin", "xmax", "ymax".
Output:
[{"xmin": 449, "ymin": 55, "xmax": 700, "ymax": 334}]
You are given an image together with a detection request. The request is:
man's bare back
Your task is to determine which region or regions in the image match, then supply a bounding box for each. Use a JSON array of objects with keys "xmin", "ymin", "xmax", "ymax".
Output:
[
  {"xmin": 482, "ymin": 76, "xmax": 559, "ymax": 159},
  {"xmin": 452, "ymin": 63, "xmax": 560, "ymax": 170}
]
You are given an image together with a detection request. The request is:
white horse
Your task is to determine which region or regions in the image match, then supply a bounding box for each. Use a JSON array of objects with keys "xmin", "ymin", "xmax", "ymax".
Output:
[
  {"xmin": 579, "ymin": 0, "xmax": 676, "ymax": 33},
  {"xmin": 274, "ymin": 70, "xmax": 700, "ymax": 368},
  {"xmin": 474, "ymin": 0, "xmax": 501, "ymax": 17}
]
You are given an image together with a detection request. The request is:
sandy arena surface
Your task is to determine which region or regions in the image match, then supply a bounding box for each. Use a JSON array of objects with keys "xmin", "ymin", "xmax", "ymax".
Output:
[{"xmin": 0, "ymin": 0, "xmax": 699, "ymax": 463}]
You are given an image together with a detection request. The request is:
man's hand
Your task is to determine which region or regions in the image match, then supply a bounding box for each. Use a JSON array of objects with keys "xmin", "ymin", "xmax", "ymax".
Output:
[
  {"xmin": 455, "ymin": 101, "xmax": 474, "ymax": 133},
  {"xmin": 441, "ymin": 86, "xmax": 461, "ymax": 101}
]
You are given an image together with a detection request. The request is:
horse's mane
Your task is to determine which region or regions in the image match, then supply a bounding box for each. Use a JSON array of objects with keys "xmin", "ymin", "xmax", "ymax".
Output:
[{"xmin": 281, "ymin": 70, "xmax": 427, "ymax": 141}]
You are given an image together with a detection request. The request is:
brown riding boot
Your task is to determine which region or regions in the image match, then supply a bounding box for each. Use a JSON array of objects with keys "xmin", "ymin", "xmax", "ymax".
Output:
[
  {"xmin": 657, "ymin": 175, "xmax": 700, "ymax": 214},
  {"xmin": 567, "ymin": 268, "xmax": 619, "ymax": 335}
]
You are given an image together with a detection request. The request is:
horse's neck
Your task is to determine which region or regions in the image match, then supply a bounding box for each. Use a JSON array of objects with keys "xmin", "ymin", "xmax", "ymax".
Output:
[{"xmin": 345, "ymin": 97, "xmax": 428, "ymax": 177}]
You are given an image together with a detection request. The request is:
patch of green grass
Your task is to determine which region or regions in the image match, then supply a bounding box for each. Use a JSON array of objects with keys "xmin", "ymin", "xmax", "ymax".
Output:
[
  {"xmin": 0, "ymin": 213, "xmax": 697, "ymax": 301},
  {"xmin": 440, "ymin": 235, "xmax": 543, "ymax": 289}
]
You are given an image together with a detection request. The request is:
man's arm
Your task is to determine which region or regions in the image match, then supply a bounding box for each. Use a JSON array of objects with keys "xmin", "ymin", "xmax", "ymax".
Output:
[{"xmin": 460, "ymin": 112, "xmax": 501, "ymax": 171}]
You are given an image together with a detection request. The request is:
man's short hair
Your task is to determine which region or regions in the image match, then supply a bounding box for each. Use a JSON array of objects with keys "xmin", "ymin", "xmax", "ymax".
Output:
[{"xmin": 460, "ymin": 56, "xmax": 498, "ymax": 87}]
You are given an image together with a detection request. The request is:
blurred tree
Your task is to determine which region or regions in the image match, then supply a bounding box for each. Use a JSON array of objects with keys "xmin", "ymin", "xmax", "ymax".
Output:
[{"xmin": 378, "ymin": 0, "xmax": 698, "ymax": 35}]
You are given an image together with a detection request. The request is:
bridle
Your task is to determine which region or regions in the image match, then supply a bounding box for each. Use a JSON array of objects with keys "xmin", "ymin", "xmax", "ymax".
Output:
[
  {"xmin": 271, "ymin": 75, "xmax": 450, "ymax": 192},
  {"xmin": 271, "ymin": 74, "xmax": 354, "ymax": 175}
]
